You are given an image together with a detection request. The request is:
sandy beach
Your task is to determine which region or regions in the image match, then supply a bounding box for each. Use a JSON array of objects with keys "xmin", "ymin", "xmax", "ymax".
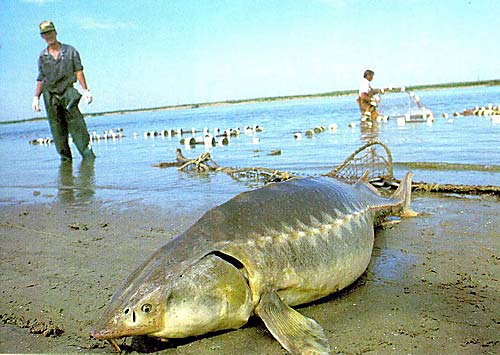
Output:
[{"xmin": 0, "ymin": 192, "xmax": 498, "ymax": 354}]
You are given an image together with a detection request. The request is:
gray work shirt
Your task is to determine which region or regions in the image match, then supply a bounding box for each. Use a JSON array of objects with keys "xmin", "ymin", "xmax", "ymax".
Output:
[{"xmin": 37, "ymin": 42, "xmax": 83, "ymax": 94}]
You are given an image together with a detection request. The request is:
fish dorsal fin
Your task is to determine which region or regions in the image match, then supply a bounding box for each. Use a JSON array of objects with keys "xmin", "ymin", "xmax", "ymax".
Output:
[
  {"xmin": 355, "ymin": 170, "xmax": 381, "ymax": 196},
  {"xmin": 255, "ymin": 292, "xmax": 331, "ymax": 355}
]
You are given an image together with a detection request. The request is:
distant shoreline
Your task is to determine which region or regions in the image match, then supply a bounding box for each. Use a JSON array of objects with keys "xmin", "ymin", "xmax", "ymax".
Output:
[{"xmin": 2, "ymin": 79, "xmax": 499, "ymax": 125}]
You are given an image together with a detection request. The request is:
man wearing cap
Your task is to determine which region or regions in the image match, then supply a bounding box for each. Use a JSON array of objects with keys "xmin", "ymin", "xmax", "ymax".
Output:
[
  {"xmin": 356, "ymin": 69, "xmax": 384, "ymax": 121},
  {"xmin": 32, "ymin": 20, "xmax": 95, "ymax": 160}
]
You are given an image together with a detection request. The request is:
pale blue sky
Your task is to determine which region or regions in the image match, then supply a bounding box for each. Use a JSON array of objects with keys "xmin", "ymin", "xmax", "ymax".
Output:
[{"xmin": 1, "ymin": 0, "xmax": 498, "ymax": 121}]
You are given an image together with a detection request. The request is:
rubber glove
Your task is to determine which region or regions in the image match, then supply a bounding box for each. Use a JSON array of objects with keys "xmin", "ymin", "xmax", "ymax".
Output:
[
  {"xmin": 32, "ymin": 96, "xmax": 41, "ymax": 112},
  {"xmin": 83, "ymin": 89, "xmax": 93, "ymax": 104}
]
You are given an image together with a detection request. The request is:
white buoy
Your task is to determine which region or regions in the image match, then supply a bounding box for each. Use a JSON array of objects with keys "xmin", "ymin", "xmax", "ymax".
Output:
[
  {"xmin": 254, "ymin": 125, "xmax": 264, "ymax": 132},
  {"xmin": 133, "ymin": 132, "xmax": 138, "ymax": 139},
  {"xmin": 204, "ymin": 134, "xmax": 215, "ymax": 146},
  {"xmin": 218, "ymin": 136, "xmax": 229, "ymax": 146},
  {"xmin": 294, "ymin": 132, "xmax": 302, "ymax": 139},
  {"xmin": 244, "ymin": 126, "xmax": 253, "ymax": 135},
  {"xmin": 182, "ymin": 137, "xmax": 196, "ymax": 147},
  {"xmin": 252, "ymin": 136, "xmax": 260, "ymax": 144},
  {"xmin": 442, "ymin": 113, "xmax": 449, "ymax": 119},
  {"xmin": 397, "ymin": 117, "xmax": 406, "ymax": 126},
  {"xmin": 348, "ymin": 122, "xmax": 356, "ymax": 128},
  {"xmin": 328, "ymin": 123, "xmax": 338, "ymax": 132}
]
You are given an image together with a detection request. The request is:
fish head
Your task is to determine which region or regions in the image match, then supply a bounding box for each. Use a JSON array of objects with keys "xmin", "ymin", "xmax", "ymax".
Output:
[
  {"xmin": 91, "ymin": 283, "xmax": 167, "ymax": 341},
  {"xmin": 92, "ymin": 252, "xmax": 252, "ymax": 342}
]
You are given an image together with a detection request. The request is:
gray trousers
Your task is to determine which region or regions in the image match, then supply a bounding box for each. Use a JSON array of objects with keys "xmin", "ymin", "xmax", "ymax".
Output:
[{"xmin": 42, "ymin": 88, "xmax": 95, "ymax": 160}]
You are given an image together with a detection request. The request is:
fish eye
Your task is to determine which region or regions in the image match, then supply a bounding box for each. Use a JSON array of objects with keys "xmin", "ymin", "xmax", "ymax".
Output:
[
  {"xmin": 124, "ymin": 308, "xmax": 130, "ymax": 315},
  {"xmin": 141, "ymin": 303, "xmax": 152, "ymax": 313}
]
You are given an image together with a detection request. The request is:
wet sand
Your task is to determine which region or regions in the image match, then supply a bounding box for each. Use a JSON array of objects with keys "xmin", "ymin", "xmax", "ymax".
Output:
[{"xmin": 0, "ymin": 193, "xmax": 498, "ymax": 354}]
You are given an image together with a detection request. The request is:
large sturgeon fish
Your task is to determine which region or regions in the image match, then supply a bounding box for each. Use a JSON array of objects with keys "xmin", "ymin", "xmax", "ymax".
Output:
[{"xmin": 92, "ymin": 172, "xmax": 415, "ymax": 354}]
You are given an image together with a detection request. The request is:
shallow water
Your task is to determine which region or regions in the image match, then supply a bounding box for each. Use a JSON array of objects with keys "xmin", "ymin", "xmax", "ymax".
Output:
[{"xmin": 0, "ymin": 86, "xmax": 498, "ymax": 211}]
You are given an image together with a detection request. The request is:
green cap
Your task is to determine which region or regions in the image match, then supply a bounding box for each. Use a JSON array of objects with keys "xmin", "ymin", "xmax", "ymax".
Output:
[{"xmin": 39, "ymin": 20, "xmax": 56, "ymax": 34}]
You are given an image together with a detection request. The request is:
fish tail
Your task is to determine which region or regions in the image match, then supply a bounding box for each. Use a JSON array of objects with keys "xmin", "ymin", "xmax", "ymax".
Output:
[{"xmin": 391, "ymin": 172, "xmax": 418, "ymax": 217}]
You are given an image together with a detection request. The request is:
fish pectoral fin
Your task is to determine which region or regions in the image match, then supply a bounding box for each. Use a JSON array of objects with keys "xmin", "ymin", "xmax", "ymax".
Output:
[{"xmin": 255, "ymin": 292, "xmax": 331, "ymax": 355}]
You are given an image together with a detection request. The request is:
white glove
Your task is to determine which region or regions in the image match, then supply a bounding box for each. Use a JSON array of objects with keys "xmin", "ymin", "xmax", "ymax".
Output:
[
  {"xmin": 83, "ymin": 89, "xmax": 93, "ymax": 104},
  {"xmin": 32, "ymin": 96, "xmax": 41, "ymax": 112}
]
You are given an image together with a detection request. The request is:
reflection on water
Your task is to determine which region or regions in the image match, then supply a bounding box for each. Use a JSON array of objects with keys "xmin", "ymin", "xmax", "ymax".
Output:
[
  {"xmin": 56, "ymin": 159, "xmax": 95, "ymax": 204},
  {"xmin": 359, "ymin": 120, "xmax": 381, "ymax": 144}
]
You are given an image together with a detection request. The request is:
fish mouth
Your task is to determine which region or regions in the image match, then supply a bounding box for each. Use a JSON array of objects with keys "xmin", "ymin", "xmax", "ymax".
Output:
[
  {"xmin": 91, "ymin": 323, "xmax": 163, "ymax": 341},
  {"xmin": 91, "ymin": 327, "xmax": 123, "ymax": 341}
]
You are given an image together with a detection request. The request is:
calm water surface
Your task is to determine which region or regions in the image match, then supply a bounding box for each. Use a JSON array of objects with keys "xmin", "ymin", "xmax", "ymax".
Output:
[{"xmin": 0, "ymin": 86, "xmax": 498, "ymax": 212}]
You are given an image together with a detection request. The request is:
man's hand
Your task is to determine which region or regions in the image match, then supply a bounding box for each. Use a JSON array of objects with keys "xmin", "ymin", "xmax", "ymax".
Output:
[
  {"xmin": 83, "ymin": 89, "xmax": 93, "ymax": 104},
  {"xmin": 32, "ymin": 96, "xmax": 41, "ymax": 112}
]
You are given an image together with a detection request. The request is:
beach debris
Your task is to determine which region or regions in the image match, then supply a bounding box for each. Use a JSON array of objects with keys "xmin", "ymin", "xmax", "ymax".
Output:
[
  {"xmin": 152, "ymin": 148, "xmax": 189, "ymax": 168},
  {"xmin": 68, "ymin": 222, "xmax": 88, "ymax": 231},
  {"xmin": 0, "ymin": 313, "xmax": 64, "ymax": 337},
  {"xmin": 267, "ymin": 149, "xmax": 281, "ymax": 156}
]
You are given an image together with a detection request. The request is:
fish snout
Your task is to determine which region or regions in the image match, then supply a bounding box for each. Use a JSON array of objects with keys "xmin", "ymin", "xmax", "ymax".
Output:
[{"xmin": 90, "ymin": 327, "xmax": 113, "ymax": 340}]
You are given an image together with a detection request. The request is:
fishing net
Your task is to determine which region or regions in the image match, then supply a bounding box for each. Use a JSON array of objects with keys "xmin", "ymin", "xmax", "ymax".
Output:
[
  {"xmin": 152, "ymin": 148, "xmax": 294, "ymax": 187},
  {"xmin": 378, "ymin": 91, "xmax": 433, "ymax": 121},
  {"xmin": 325, "ymin": 141, "xmax": 394, "ymax": 183},
  {"xmin": 154, "ymin": 142, "xmax": 499, "ymax": 195}
]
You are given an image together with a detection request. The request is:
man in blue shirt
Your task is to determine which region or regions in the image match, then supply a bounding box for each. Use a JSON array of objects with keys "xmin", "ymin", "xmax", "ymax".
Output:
[{"xmin": 32, "ymin": 20, "xmax": 95, "ymax": 160}]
